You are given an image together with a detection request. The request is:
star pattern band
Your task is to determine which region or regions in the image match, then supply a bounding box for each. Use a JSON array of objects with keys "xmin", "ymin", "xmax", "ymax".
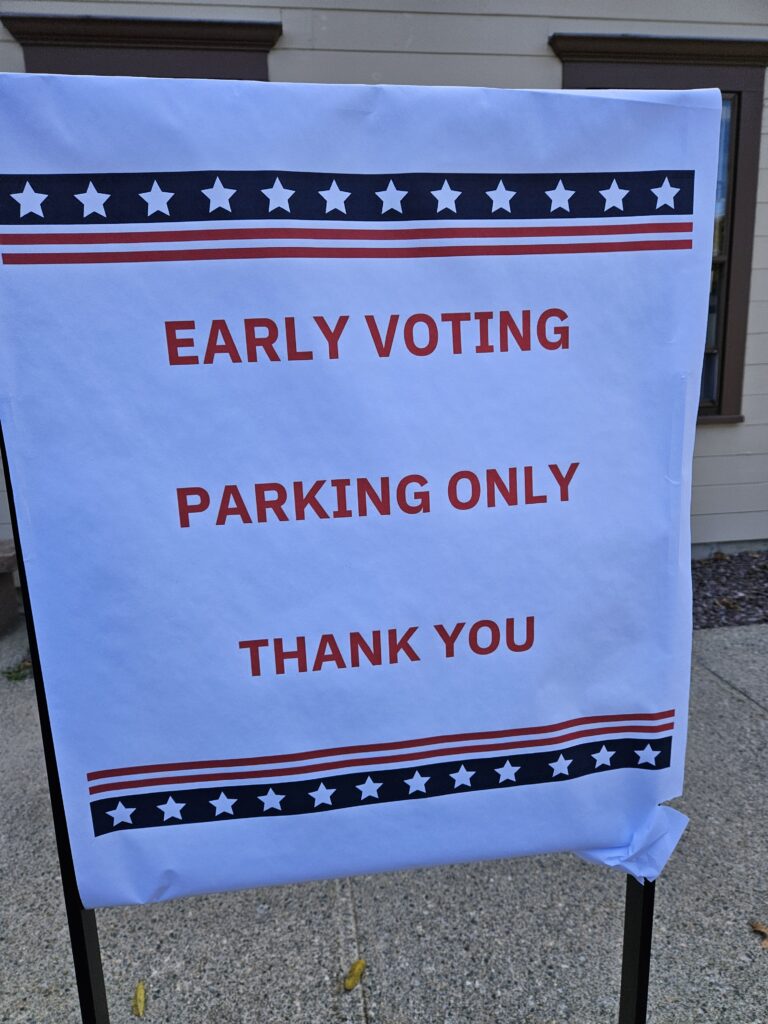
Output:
[
  {"xmin": 0, "ymin": 169, "xmax": 693, "ymax": 225},
  {"xmin": 90, "ymin": 735, "xmax": 672, "ymax": 836}
]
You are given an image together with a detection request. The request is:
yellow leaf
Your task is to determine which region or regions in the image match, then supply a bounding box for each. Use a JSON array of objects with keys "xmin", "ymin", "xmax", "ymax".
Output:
[
  {"xmin": 131, "ymin": 980, "xmax": 146, "ymax": 1018},
  {"xmin": 343, "ymin": 959, "xmax": 366, "ymax": 991}
]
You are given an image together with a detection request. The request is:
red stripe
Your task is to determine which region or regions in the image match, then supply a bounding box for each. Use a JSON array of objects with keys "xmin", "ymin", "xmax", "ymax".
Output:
[
  {"xmin": 3, "ymin": 239, "xmax": 693, "ymax": 265},
  {"xmin": 87, "ymin": 709, "xmax": 675, "ymax": 781},
  {"xmin": 87, "ymin": 723, "xmax": 675, "ymax": 794},
  {"xmin": 0, "ymin": 221, "xmax": 693, "ymax": 246}
]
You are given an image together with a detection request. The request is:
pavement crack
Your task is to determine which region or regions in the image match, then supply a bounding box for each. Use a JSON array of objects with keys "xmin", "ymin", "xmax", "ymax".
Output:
[
  {"xmin": 334, "ymin": 876, "xmax": 369, "ymax": 1024},
  {"xmin": 348, "ymin": 880, "xmax": 371, "ymax": 1024},
  {"xmin": 694, "ymin": 657, "xmax": 768, "ymax": 716}
]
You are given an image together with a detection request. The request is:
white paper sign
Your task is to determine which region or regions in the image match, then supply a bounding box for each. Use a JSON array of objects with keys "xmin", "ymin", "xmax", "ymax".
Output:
[{"xmin": 0, "ymin": 75, "xmax": 720, "ymax": 907}]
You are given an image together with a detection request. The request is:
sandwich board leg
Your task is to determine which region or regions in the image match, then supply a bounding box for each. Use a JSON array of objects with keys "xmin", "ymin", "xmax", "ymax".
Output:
[
  {"xmin": 62, "ymin": 901, "xmax": 110, "ymax": 1024},
  {"xmin": 1, "ymin": 427, "xmax": 110, "ymax": 1024},
  {"xmin": 618, "ymin": 875, "xmax": 655, "ymax": 1024}
]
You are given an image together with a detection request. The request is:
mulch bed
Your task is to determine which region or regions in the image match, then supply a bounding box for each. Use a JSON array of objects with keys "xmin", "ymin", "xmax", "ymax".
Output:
[{"xmin": 692, "ymin": 550, "xmax": 768, "ymax": 630}]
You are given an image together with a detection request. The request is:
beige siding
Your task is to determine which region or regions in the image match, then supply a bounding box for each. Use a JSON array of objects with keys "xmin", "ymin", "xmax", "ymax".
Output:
[
  {"xmin": 692, "ymin": 510, "xmax": 768, "ymax": 543},
  {"xmin": 694, "ymin": 424, "xmax": 768, "ymax": 458},
  {"xmin": 0, "ymin": 23, "xmax": 24, "ymax": 72},
  {"xmin": 269, "ymin": 49, "xmax": 559, "ymax": 87},
  {"xmin": 744, "ymin": 363, "xmax": 768, "ymax": 396},
  {"xmin": 692, "ymin": 452, "xmax": 768, "ymax": 485},
  {"xmin": 4, "ymin": 0, "xmax": 768, "ymax": 21},
  {"xmin": 0, "ymin": 0, "xmax": 767, "ymax": 547},
  {"xmin": 692, "ymin": 481, "xmax": 768, "ymax": 515},
  {"xmin": 740, "ymin": 395, "xmax": 768, "ymax": 424},
  {"xmin": 745, "ymin": 332, "xmax": 768, "ymax": 368}
]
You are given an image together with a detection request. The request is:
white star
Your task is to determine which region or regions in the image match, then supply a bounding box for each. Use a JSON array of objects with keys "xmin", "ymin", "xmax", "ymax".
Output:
[
  {"xmin": 139, "ymin": 180, "xmax": 174, "ymax": 216},
  {"xmin": 549, "ymin": 754, "xmax": 573, "ymax": 777},
  {"xmin": 106, "ymin": 801, "xmax": 135, "ymax": 826},
  {"xmin": 450, "ymin": 764, "xmax": 475, "ymax": 788},
  {"xmin": 11, "ymin": 181, "xmax": 47, "ymax": 218},
  {"xmin": 545, "ymin": 179, "xmax": 575, "ymax": 212},
  {"xmin": 202, "ymin": 176, "xmax": 236, "ymax": 213},
  {"xmin": 599, "ymin": 179, "xmax": 629, "ymax": 211},
  {"xmin": 75, "ymin": 181, "xmax": 110, "ymax": 218},
  {"xmin": 319, "ymin": 179, "xmax": 351, "ymax": 214},
  {"xmin": 486, "ymin": 179, "xmax": 516, "ymax": 212},
  {"xmin": 261, "ymin": 177, "xmax": 294, "ymax": 213},
  {"xmin": 591, "ymin": 745, "xmax": 615, "ymax": 768},
  {"xmin": 210, "ymin": 791, "xmax": 237, "ymax": 816},
  {"xmin": 309, "ymin": 782, "xmax": 335, "ymax": 807},
  {"xmin": 259, "ymin": 787, "xmax": 284, "ymax": 811},
  {"xmin": 376, "ymin": 179, "xmax": 408, "ymax": 213},
  {"xmin": 635, "ymin": 744, "xmax": 661, "ymax": 766},
  {"xmin": 157, "ymin": 796, "xmax": 185, "ymax": 821},
  {"xmin": 495, "ymin": 760, "xmax": 520, "ymax": 783},
  {"xmin": 404, "ymin": 771, "xmax": 429, "ymax": 794},
  {"xmin": 431, "ymin": 179, "xmax": 461, "ymax": 213},
  {"xmin": 651, "ymin": 177, "xmax": 680, "ymax": 209},
  {"xmin": 356, "ymin": 776, "xmax": 382, "ymax": 800}
]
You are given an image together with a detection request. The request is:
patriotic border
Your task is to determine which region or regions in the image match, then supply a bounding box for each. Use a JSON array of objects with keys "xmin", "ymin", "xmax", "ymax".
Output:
[
  {"xmin": 91, "ymin": 737, "xmax": 673, "ymax": 837},
  {"xmin": 89, "ymin": 710, "xmax": 675, "ymax": 837},
  {"xmin": 1, "ymin": 169, "xmax": 694, "ymax": 266},
  {"xmin": 0, "ymin": 169, "xmax": 694, "ymax": 224},
  {"xmin": 0, "ymin": 232, "xmax": 694, "ymax": 266}
]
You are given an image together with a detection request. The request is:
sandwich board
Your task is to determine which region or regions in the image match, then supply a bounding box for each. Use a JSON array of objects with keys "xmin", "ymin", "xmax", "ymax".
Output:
[{"xmin": 0, "ymin": 75, "xmax": 720, "ymax": 1022}]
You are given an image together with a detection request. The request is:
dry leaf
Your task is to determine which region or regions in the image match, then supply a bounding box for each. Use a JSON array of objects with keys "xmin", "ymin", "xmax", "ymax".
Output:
[
  {"xmin": 343, "ymin": 958, "xmax": 366, "ymax": 991},
  {"xmin": 131, "ymin": 980, "xmax": 146, "ymax": 1017},
  {"xmin": 748, "ymin": 920, "xmax": 768, "ymax": 949}
]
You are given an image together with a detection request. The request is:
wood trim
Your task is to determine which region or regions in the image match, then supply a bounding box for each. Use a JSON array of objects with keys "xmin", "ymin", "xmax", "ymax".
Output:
[
  {"xmin": 550, "ymin": 34, "xmax": 768, "ymax": 67},
  {"xmin": 556, "ymin": 59, "xmax": 765, "ymax": 94},
  {"xmin": 697, "ymin": 414, "xmax": 745, "ymax": 425},
  {"xmin": 719, "ymin": 84, "xmax": 762, "ymax": 417},
  {"xmin": 0, "ymin": 15, "xmax": 282, "ymax": 52},
  {"xmin": 551, "ymin": 34, "xmax": 767, "ymax": 419}
]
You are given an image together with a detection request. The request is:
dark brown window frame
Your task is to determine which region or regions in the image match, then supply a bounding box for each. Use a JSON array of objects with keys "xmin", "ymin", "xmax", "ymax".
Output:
[
  {"xmin": 550, "ymin": 34, "xmax": 768, "ymax": 423},
  {"xmin": 1, "ymin": 14, "xmax": 282, "ymax": 80}
]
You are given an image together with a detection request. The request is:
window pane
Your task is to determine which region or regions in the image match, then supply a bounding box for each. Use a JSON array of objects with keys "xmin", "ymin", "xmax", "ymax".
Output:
[
  {"xmin": 713, "ymin": 96, "xmax": 733, "ymax": 258},
  {"xmin": 700, "ymin": 351, "xmax": 719, "ymax": 406},
  {"xmin": 702, "ymin": 95, "xmax": 735, "ymax": 411},
  {"xmin": 701, "ymin": 266, "xmax": 723, "ymax": 405},
  {"xmin": 706, "ymin": 265, "xmax": 723, "ymax": 352}
]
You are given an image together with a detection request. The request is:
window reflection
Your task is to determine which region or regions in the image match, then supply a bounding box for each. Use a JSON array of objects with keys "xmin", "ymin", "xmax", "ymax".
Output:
[
  {"xmin": 713, "ymin": 96, "xmax": 732, "ymax": 257},
  {"xmin": 701, "ymin": 95, "xmax": 734, "ymax": 407}
]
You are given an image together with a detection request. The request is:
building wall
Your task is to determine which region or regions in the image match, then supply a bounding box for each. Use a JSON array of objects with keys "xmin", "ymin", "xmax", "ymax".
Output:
[{"xmin": 0, "ymin": 0, "xmax": 767, "ymax": 548}]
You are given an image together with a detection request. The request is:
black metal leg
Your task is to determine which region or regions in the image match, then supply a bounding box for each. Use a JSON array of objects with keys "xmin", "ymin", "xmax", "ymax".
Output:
[
  {"xmin": 1, "ymin": 426, "xmax": 110, "ymax": 1023},
  {"xmin": 63, "ymin": 902, "xmax": 110, "ymax": 1024},
  {"xmin": 618, "ymin": 875, "xmax": 656, "ymax": 1024}
]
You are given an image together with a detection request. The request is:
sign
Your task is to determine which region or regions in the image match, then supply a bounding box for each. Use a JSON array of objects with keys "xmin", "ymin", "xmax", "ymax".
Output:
[{"xmin": 0, "ymin": 75, "xmax": 720, "ymax": 908}]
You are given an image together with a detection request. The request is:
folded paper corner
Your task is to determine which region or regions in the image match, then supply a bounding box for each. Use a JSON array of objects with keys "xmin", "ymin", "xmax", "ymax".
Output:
[{"xmin": 577, "ymin": 804, "xmax": 688, "ymax": 882}]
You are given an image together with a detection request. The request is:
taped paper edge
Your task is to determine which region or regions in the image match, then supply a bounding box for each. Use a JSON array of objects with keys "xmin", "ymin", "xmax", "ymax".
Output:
[{"xmin": 577, "ymin": 805, "xmax": 688, "ymax": 882}]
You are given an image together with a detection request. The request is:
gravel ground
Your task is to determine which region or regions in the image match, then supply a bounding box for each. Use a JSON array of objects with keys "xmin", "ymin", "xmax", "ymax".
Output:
[{"xmin": 692, "ymin": 550, "xmax": 768, "ymax": 630}]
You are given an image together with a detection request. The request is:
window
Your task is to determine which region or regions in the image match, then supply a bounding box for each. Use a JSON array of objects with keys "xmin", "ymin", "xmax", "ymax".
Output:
[
  {"xmin": 549, "ymin": 34, "xmax": 768, "ymax": 421},
  {"xmin": 0, "ymin": 15, "xmax": 282, "ymax": 81}
]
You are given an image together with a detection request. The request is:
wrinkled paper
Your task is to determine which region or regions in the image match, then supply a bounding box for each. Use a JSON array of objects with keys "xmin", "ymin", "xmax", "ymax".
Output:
[{"xmin": 0, "ymin": 75, "xmax": 719, "ymax": 906}]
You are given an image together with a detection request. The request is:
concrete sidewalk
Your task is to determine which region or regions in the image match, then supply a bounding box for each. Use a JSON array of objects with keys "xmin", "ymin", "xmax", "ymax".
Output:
[{"xmin": 1, "ymin": 617, "xmax": 766, "ymax": 1024}]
